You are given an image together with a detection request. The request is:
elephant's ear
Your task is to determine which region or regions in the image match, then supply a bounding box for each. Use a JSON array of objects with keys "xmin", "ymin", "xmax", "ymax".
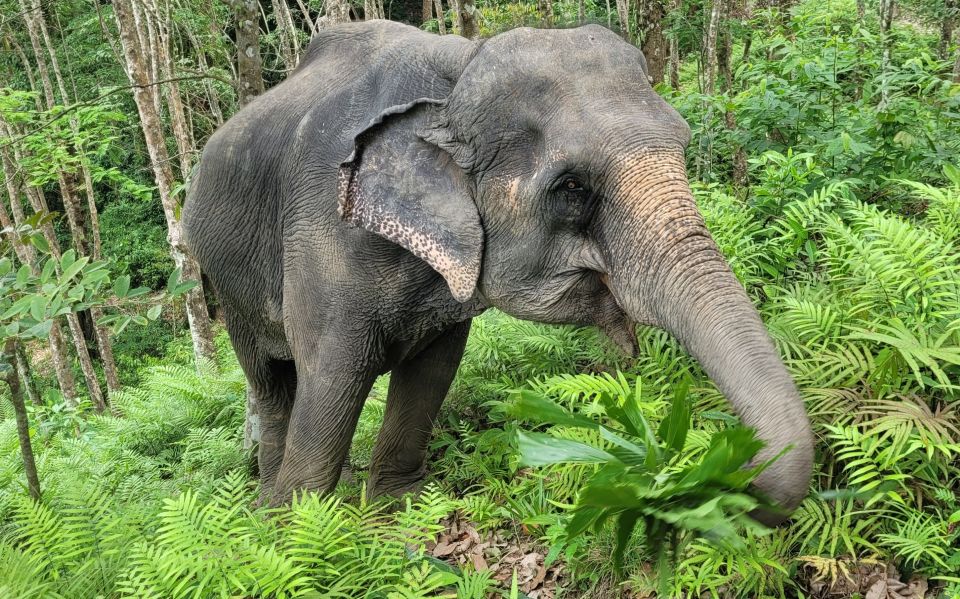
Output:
[{"xmin": 338, "ymin": 99, "xmax": 482, "ymax": 303}]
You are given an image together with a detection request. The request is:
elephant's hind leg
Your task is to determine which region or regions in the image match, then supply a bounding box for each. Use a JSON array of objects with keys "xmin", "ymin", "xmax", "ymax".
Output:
[
  {"xmin": 224, "ymin": 313, "xmax": 296, "ymax": 498},
  {"xmin": 367, "ymin": 319, "xmax": 472, "ymax": 499}
]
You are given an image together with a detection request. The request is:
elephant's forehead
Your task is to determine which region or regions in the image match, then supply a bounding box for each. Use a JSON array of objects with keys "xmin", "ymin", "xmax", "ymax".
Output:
[{"xmin": 461, "ymin": 27, "xmax": 649, "ymax": 95}]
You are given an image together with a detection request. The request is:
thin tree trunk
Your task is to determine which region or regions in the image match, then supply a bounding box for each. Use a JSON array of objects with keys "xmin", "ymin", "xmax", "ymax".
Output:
[
  {"xmin": 5, "ymin": 339, "xmax": 41, "ymax": 501},
  {"xmin": 697, "ymin": 0, "xmax": 722, "ymax": 180},
  {"xmin": 434, "ymin": 0, "xmax": 447, "ymax": 33},
  {"xmin": 615, "ymin": 0, "xmax": 631, "ymax": 40},
  {"xmin": 5, "ymin": 34, "xmax": 44, "ymax": 111},
  {"xmin": 34, "ymin": 0, "xmax": 121, "ymax": 395},
  {"xmin": 183, "ymin": 26, "xmax": 225, "ymax": 126},
  {"xmin": 320, "ymin": 0, "xmax": 352, "ymax": 27},
  {"xmin": 16, "ymin": 345, "xmax": 41, "ymax": 406},
  {"xmin": 879, "ymin": 0, "xmax": 895, "ymax": 108},
  {"xmin": 150, "ymin": 0, "xmax": 197, "ymax": 180},
  {"xmin": 639, "ymin": 0, "xmax": 667, "ymax": 85},
  {"xmin": 668, "ymin": 0, "xmax": 680, "ymax": 89},
  {"xmin": 452, "ymin": 0, "xmax": 478, "ymax": 38},
  {"xmin": 940, "ymin": 0, "xmax": 956, "ymax": 59},
  {"xmin": 538, "ymin": 0, "xmax": 554, "ymax": 27},
  {"xmin": 423, "ymin": 0, "xmax": 433, "ymax": 22},
  {"xmin": 114, "ymin": 0, "xmax": 220, "ymax": 367},
  {"xmin": 578, "ymin": 0, "xmax": 586, "ymax": 24},
  {"xmin": 294, "ymin": 0, "xmax": 317, "ymax": 35},
  {"xmin": 18, "ymin": 0, "xmax": 108, "ymax": 410},
  {"xmin": 273, "ymin": 0, "xmax": 300, "ymax": 69},
  {"xmin": 0, "ymin": 125, "xmax": 78, "ymax": 404},
  {"xmin": 230, "ymin": 0, "xmax": 265, "ymax": 107},
  {"xmin": 954, "ymin": 45, "xmax": 960, "ymax": 81},
  {"xmin": 717, "ymin": 7, "xmax": 747, "ymax": 186}
]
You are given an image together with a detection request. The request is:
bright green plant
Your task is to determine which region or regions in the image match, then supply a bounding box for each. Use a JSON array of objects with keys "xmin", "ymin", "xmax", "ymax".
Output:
[{"xmin": 509, "ymin": 380, "xmax": 781, "ymax": 592}]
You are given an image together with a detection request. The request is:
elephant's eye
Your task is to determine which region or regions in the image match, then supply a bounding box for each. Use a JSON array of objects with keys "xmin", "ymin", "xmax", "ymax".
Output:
[{"xmin": 562, "ymin": 177, "xmax": 585, "ymax": 192}]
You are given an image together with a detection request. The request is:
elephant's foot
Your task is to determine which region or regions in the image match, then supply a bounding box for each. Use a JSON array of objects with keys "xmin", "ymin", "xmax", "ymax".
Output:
[{"xmin": 366, "ymin": 464, "xmax": 428, "ymax": 500}]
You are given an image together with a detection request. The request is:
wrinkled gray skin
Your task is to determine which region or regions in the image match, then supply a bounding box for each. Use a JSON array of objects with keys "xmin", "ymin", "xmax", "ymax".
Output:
[{"xmin": 183, "ymin": 21, "xmax": 813, "ymax": 523}]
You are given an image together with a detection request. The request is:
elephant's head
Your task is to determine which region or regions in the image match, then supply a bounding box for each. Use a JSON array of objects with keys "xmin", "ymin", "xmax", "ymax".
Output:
[{"xmin": 339, "ymin": 25, "xmax": 813, "ymax": 522}]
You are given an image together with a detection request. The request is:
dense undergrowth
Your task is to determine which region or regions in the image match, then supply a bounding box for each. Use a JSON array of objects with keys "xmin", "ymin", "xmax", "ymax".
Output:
[{"xmin": 2, "ymin": 0, "xmax": 960, "ymax": 596}]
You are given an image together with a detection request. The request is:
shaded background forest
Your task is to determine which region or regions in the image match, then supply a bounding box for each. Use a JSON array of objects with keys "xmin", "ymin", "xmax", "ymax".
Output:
[{"xmin": 0, "ymin": 0, "xmax": 959, "ymax": 596}]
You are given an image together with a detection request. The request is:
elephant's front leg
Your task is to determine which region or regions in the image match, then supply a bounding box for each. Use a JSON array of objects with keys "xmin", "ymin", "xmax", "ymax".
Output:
[
  {"xmin": 270, "ymin": 343, "xmax": 380, "ymax": 506},
  {"xmin": 367, "ymin": 319, "xmax": 471, "ymax": 499}
]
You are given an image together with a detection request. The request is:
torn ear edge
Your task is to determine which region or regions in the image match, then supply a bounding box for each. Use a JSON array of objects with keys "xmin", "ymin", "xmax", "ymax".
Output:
[{"xmin": 337, "ymin": 97, "xmax": 483, "ymax": 303}]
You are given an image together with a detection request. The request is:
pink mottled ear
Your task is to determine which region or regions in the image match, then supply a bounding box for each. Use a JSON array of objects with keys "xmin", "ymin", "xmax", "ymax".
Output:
[{"xmin": 338, "ymin": 99, "xmax": 482, "ymax": 302}]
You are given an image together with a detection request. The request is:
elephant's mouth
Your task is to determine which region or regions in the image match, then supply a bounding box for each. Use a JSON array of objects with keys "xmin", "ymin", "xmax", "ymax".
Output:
[{"xmin": 594, "ymin": 273, "xmax": 639, "ymax": 356}]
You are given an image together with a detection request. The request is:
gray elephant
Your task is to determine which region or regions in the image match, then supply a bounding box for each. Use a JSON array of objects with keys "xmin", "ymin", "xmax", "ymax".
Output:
[{"xmin": 182, "ymin": 20, "xmax": 813, "ymax": 523}]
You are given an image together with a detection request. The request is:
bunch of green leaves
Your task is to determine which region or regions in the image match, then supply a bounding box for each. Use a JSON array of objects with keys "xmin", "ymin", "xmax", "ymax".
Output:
[{"xmin": 509, "ymin": 379, "xmax": 781, "ymax": 592}]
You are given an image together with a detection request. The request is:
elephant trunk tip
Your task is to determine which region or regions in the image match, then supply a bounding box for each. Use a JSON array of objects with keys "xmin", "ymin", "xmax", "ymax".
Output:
[{"xmin": 749, "ymin": 423, "xmax": 815, "ymax": 526}]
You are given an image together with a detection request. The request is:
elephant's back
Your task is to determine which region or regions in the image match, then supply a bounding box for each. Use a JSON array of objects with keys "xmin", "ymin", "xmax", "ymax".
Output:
[{"xmin": 182, "ymin": 21, "xmax": 475, "ymax": 332}]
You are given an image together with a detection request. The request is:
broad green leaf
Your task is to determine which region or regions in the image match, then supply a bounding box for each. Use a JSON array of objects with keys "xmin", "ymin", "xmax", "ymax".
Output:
[
  {"xmin": 31, "ymin": 234, "xmax": 50, "ymax": 253},
  {"xmin": 40, "ymin": 258, "xmax": 56, "ymax": 283},
  {"xmin": 113, "ymin": 275, "xmax": 130, "ymax": 298},
  {"xmin": 613, "ymin": 510, "xmax": 641, "ymax": 574},
  {"xmin": 60, "ymin": 249, "xmax": 76, "ymax": 271},
  {"xmin": 2, "ymin": 295, "xmax": 34, "ymax": 320},
  {"xmin": 147, "ymin": 304, "xmax": 163, "ymax": 321},
  {"xmin": 166, "ymin": 267, "xmax": 183, "ymax": 294},
  {"xmin": 29, "ymin": 295, "xmax": 46, "ymax": 321},
  {"xmin": 0, "ymin": 257, "xmax": 11, "ymax": 276},
  {"xmin": 23, "ymin": 319, "xmax": 53, "ymax": 339},
  {"xmin": 171, "ymin": 281, "xmax": 198, "ymax": 297},
  {"xmin": 658, "ymin": 377, "xmax": 691, "ymax": 454},
  {"xmin": 508, "ymin": 390, "xmax": 599, "ymax": 430},
  {"xmin": 60, "ymin": 256, "xmax": 89, "ymax": 283},
  {"xmin": 16, "ymin": 263, "xmax": 31, "ymax": 285},
  {"xmin": 516, "ymin": 431, "xmax": 617, "ymax": 467}
]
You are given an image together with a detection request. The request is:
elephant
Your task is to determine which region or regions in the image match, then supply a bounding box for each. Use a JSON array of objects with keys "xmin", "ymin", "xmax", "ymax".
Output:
[{"xmin": 182, "ymin": 20, "xmax": 813, "ymax": 523}]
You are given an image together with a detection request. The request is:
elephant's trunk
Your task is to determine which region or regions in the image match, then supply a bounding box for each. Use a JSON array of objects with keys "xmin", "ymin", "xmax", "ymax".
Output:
[{"xmin": 602, "ymin": 150, "xmax": 814, "ymax": 524}]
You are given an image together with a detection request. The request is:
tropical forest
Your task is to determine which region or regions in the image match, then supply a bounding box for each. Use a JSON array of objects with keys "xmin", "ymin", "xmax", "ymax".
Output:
[{"xmin": 0, "ymin": 0, "xmax": 958, "ymax": 596}]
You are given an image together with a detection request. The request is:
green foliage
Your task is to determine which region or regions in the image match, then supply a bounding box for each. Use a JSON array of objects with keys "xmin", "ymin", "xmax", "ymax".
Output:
[{"xmin": 510, "ymin": 381, "xmax": 777, "ymax": 591}]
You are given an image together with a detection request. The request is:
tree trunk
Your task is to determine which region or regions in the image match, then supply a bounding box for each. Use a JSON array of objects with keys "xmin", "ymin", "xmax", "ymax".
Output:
[
  {"xmin": 33, "ymin": 0, "xmax": 121, "ymax": 395},
  {"xmin": 638, "ymin": 0, "xmax": 667, "ymax": 85},
  {"xmin": 615, "ymin": 0, "xmax": 631, "ymax": 40},
  {"xmin": 422, "ymin": 0, "xmax": 433, "ymax": 22},
  {"xmin": 273, "ymin": 0, "xmax": 301, "ymax": 69},
  {"xmin": 363, "ymin": 0, "xmax": 383, "ymax": 20},
  {"xmin": 5, "ymin": 34, "xmax": 44, "ymax": 111},
  {"xmin": 879, "ymin": 0, "xmax": 895, "ymax": 108},
  {"xmin": 941, "ymin": 0, "xmax": 957, "ymax": 60},
  {"xmin": 18, "ymin": 0, "xmax": 108, "ymax": 409},
  {"xmin": 954, "ymin": 44, "xmax": 960, "ymax": 81},
  {"xmin": 319, "ymin": 0, "xmax": 352, "ymax": 27},
  {"xmin": 17, "ymin": 0, "xmax": 56, "ymax": 107},
  {"xmin": 230, "ymin": 0, "xmax": 265, "ymax": 107},
  {"xmin": 294, "ymin": 0, "xmax": 318, "ymax": 35},
  {"xmin": 114, "ymin": 0, "xmax": 220, "ymax": 367},
  {"xmin": 16, "ymin": 345, "xmax": 41, "ymax": 407},
  {"xmin": 0, "ymin": 123, "xmax": 79, "ymax": 405},
  {"xmin": 668, "ymin": 0, "xmax": 680, "ymax": 89},
  {"xmin": 183, "ymin": 26, "xmax": 226, "ymax": 126},
  {"xmin": 717, "ymin": 8, "xmax": 747, "ymax": 186},
  {"xmin": 578, "ymin": 0, "xmax": 586, "ymax": 24},
  {"xmin": 434, "ymin": 0, "xmax": 447, "ymax": 33},
  {"xmin": 4, "ymin": 339, "xmax": 41, "ymax": 501},
  {"xmin": 538, "ymin": 0, "xmax": 554, "ymax": 27},
  {"xmin": 150, "ymin": 0, "xmax": 197, "ymax": 180},
  {"xmin": 452, "ymin": 0, "xmax": 478, "ymax": 38},
  {"xmin": 697, "ymin": 0, "xmax": 722, "ymax": 180}
]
